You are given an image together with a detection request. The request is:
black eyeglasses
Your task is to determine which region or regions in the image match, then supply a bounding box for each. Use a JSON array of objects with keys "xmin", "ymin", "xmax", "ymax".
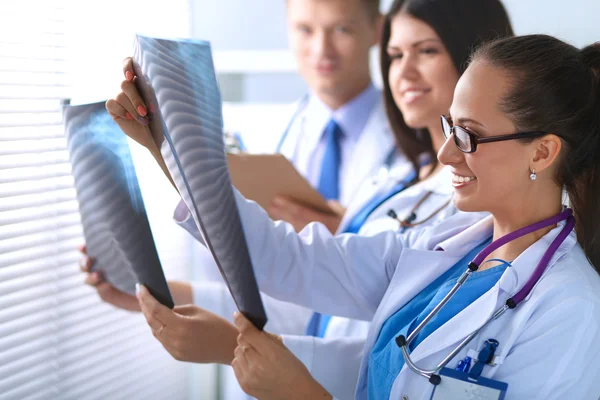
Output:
[{"xmin": 440, "ymin": 115, "xmax": 547, "ymax": 153}]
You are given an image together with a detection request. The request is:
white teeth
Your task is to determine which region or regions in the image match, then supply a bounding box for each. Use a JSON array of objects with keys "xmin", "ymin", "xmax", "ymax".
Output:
[
  {"xmin": 403, "ymin": 90, "xmax": 426, "ymax": 100},
  {"xmin": 452, "ymin": 174, "xmax": 476, "ymax": 184}
]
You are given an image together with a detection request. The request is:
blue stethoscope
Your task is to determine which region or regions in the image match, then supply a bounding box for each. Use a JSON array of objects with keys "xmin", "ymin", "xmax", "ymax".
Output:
[
  {"xmin": 275, "ymin": 94, "xmax": 398, "ymax": 180},
  {"xmin": 395, "ymin": 208, "xmax": 576, "ymax": 386}
]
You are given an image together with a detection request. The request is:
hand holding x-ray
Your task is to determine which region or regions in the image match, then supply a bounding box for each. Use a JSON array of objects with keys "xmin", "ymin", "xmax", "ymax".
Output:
[
  {"xmin": 121, "ymin": 35, "xmax": 268, "ymax": 330},
  {"xmin": 105, "ymin": 58, "xmax": 177, "ymax": 189}
]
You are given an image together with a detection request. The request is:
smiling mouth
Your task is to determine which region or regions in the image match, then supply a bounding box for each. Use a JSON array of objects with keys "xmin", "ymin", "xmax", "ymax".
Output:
[
  {"xmin": 401, "ymin": 88, "xmax": 431, "ymax": 103},
  {"xmin": 452, "ymin": 173, "xmax": 477, "ymax": 187},
  {"xmin": 315, "ymin": 64, "xmax": 338, "ymax": 73}
]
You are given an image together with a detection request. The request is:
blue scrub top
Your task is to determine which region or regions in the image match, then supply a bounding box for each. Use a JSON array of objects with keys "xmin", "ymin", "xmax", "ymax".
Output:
[{"xmin": 367, "ymin": 238, "xmax": 509, "ymax": 399}]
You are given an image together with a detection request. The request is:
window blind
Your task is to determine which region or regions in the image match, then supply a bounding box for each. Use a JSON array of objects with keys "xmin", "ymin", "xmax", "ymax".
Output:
[{"xmin": 0, "ymin": 2, "xmax": 190, "ymax": 399}]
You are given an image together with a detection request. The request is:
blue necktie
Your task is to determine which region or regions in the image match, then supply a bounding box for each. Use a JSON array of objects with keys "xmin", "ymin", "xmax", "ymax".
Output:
[
  {"xmin": 317, "ymin": 119, "xmax": 343, "ymax": 200},
  {"xmin": 307, "ymin": 120, "xmax": 342, "ymax": 337}
]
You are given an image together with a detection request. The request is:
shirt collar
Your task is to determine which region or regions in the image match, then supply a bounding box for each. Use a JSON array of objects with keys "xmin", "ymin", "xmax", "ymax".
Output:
[
  {"xmin": 332, "ymin": 84, "xmax": 379, "ymax": 141},
  {"xmin": 303, "ymin": 84, "xmax": 379, "ymax": 147}
]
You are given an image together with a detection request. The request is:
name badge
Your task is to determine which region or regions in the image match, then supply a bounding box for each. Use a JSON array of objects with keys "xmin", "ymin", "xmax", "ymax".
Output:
[{"xmin": 430, "ymin": 368, "xmax": 508, "ymax": 400}]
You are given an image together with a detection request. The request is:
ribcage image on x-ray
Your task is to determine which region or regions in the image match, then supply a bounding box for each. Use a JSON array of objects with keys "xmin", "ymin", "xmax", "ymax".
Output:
[
  {"xmin": 133, "ymin": 35, "xmax": 267, "ymax": 329},
  {"xmin": 63, "ymin": 101, "xmax": 174, "ymax": 308}
]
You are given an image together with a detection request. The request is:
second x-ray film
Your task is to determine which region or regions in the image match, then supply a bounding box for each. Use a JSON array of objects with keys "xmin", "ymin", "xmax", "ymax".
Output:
[
  {"xmin": 132, "ymin": 35, "xmax": 267, "ymax": 329},
  {"xmin": 63, "ymin": 101, "xmax": 174, "ymax": 308}
]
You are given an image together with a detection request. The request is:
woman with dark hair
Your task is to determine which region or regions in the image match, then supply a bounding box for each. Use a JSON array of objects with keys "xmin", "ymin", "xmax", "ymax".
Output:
[
  {"xmin": 380, "ymin": 0, "xmax": 514, "ymax": 176},
  {"xmin": 225, "ymin": 35, "xmax": 600, "ymax": 400}
]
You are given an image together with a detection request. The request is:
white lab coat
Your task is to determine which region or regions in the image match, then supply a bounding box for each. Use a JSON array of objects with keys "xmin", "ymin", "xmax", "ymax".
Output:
[
  {"xmin": 221, "ymin": 190, "xmax": 600, "ymax": 400},
  {"xmin": 280, "ymin": 167, "xmax": 458, "ymax": 398},
  {"xmin": 277, "ymin": 96, "xmax": 408, "ymax": 207},
  {"xmin": 182, "ymin": 95, "xmax": 406, "ymax": 400},
  {"xmin": 180, "ymin": 94, "xmax": 405, "ymax": 400}
]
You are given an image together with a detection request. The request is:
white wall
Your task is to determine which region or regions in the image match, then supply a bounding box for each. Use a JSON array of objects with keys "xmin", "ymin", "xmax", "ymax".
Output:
[
  {"xmin": 66, "ymin": 0, "xmax": 192, "ymax": 104},
  {"xmin": 189, "ymin": 0, "xmax": 288, "ymax": 50},
  {"xmin": 502, "ymin": 0, "xmax": 600, "ymax": 47},
  {"xmin": 188, "ymin": 0, "xmax": 306, "ymax": 102}
]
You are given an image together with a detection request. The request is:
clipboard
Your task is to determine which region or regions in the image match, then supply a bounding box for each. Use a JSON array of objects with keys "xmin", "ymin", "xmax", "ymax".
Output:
[{"xmin": 227, "ymin": 153, "xmax": 336, "ymax": 217}]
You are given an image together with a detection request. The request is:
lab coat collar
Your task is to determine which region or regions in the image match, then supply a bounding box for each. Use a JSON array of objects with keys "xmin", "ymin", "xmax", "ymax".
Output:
[
  {"xmin": 303, "ymin": 84, "xmax": 379, "ymax": 152},
  {"xmin": 434, "ymin": 214, "xmax": 494, "ymax": 254}
]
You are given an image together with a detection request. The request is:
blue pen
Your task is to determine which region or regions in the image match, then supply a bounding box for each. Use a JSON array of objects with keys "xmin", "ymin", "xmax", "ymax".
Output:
[
  {"xmin": 469, "ymin": 339, "xmax": 499, "ymax": 380},
  {"xmin": 456, "ymin": 356, "xmax": 472, "ymax": 373},
  {"xmin": 233, "ymin": 131, "xmax": 247, "ymax": 152}
]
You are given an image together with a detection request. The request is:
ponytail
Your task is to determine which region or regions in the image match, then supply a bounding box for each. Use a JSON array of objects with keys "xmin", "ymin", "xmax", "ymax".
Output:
[{"xmin": 569, "ymin": 43, "xmax": 600, "ymax": 269}]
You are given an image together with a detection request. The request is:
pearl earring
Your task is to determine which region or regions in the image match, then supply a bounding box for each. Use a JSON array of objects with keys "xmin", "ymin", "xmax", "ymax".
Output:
[{"xmin": 530, "ymin": 168, "xmax": 537, "ymax": 181}]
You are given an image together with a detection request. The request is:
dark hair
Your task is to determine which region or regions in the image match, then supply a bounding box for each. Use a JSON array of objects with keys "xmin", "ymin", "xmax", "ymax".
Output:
[
  {"xmin": 470, "ymin": 35, "xmax": 600, "ymax": 269},
  {"xmin": 380, "ymin": 0, "xmax": 514, "ymax": 176}
]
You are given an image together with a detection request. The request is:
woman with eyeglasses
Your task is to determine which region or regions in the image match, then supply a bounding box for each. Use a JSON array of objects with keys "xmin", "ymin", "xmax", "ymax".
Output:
[{"xmin": 221, "ymin": 34, "xmax": 600, "ymax": 400}]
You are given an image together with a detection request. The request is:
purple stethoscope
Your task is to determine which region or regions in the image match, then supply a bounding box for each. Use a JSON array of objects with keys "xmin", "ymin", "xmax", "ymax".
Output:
[{"xmin": 395, "ymin": 208, "xmax": 576, "ymax": 385}]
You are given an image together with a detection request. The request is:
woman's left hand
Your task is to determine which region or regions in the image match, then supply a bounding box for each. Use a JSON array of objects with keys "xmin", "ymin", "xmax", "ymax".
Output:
[{"xmin": 232, "ymin": 312, "xmax": 332, "ymax": 400}]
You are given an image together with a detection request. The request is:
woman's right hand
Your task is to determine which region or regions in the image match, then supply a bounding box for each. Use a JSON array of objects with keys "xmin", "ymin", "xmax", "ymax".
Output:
[
  {"xmin": 105, "ymin": 57, "xmax": 178, "ymax": 190},
  {"xmin": 232, "ymin": 312, "xmax": 332, "ymax": 400},
  {"xmin": 105, "ymin": 57, "xmax": 154, "ymax": 150}
]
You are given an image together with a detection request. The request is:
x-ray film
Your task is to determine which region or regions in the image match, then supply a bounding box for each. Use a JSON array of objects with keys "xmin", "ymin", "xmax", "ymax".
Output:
[
  {"xmin": 132, "ymin": 35, "xmax": 267, "ymax": 329},
  {"xmin": 63, "ymin": 101, "xmax": 174, "ymax": 308}
]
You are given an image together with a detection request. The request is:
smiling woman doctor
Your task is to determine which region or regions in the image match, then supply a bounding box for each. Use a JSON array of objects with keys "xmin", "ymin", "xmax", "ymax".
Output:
[{"xmin": 227, "ymin": 35, "xmax": 600, "ymax": 400}]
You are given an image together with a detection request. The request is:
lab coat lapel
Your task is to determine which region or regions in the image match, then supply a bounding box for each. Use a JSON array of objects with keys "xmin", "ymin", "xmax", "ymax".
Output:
[
  {"xmin": 408, "ymin": 218, "xmax": 577, "ymax": 365},
  {"xmin": 340, "ymin": 100, "xmax": 395, "ymax": 205},
  {"xmin": 356, "ymin": 212, "xmax": 492, "ymax": 395}
]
